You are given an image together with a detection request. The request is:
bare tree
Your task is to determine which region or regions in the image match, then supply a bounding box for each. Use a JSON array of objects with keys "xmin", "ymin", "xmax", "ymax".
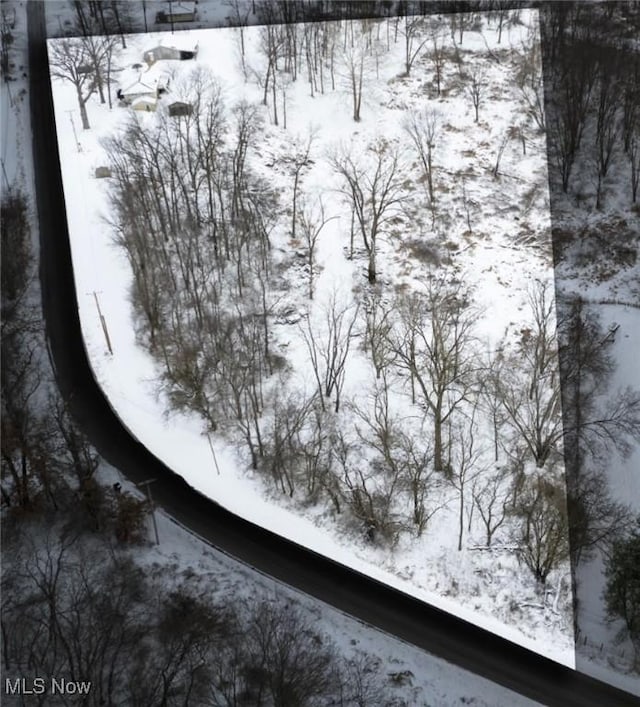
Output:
[
  {"xmin": 338, "ymin": 21, "xmax": 370, "ymax": 122},
  {"xmin": 342, "ymin": 390, "xmax": 405, "ymax": 546},
  {"xmin": 401, "ymin": 14, "xmax": 429, "ymax": 76},
  {"xmin": 594, "ymin": 52, "xmax": 621, "ymax": 209},
  {"xmin": 248, "ymin": 600, "xmax": 339, "ymax": 704},
  {"xmin": 262, "ymin": 386, "xmax": 317, "ymax": 497},
  {"xmin": 1, "ymin": 191, "xmax": 56, "ymax": 510},
  {"xmin": 49, "ymin": 38, "xmax": 97, "ymax": 129},
  {"xmin": 447, "ymin": 406, "xmax": 484, "ymax": 551},
  {"xmin": 549, "ymin": 47, "xmax": 596, "ymax": 192},
  {"xmin": 352, "ymin": 373, "xmax": 405, "ymax": 489},
  {"xmin": 389, "ymin": 275, "xmax": 480, "ymax": 472},
  {"xmin": 1, "ymin": 529, "xmax": 154, "ymax": 703},
  {"xmin": 579, "ymin": 388, "xmax": 640, "ymax": 461},
  {"xmin": 339, "ymin": 654, "xmax": 392, "ymax": 707},
  {"xmin": 466, "ymin": 67, "xmax": 486, "ymax": 123},
  {"xmin": 472, "ymin": 464, "xmax": 511, "ymax": 547},
  {"xmin": 300, "ymin": 293, "xmax": 359, "ymax": 413},
  {"xmin": 558, "ymin": 301, "xmax": 640, "ymax": 469},
  {"xmin": 514, "ymin": 25, "xmax": 545, "ymax": 131},
  {"xmin": 479, "ymin": 348, "xmax": 510, "ymax": 464},
  {"xmin": 396, "ymin": 428, "xmax": 443, "ymax": 536},
  {"xmin": 108, "ymin": 1, "xmax": 134, "ymax": 47},
  {"xmin": 492, "ymin": 131, "xmax": 510, "ymax": 179},
  {"xmin": 429, "ymin": 26, "xmax": 446, "ymax": 97},
  {"xmin": 568, "ymin": 466, "xmax": 633, "ymax": 566},
  {"xmin": 331, "ymin": 139, "xmax": 406, "ymax": 283},
  {"xmin": 362, "ymin": 288, "xmax": 395, "ymax": 379},
  {"xmin": 226, "ymin": 0, "xmax": 251, "ymax": 77},
  {"xmin": 298, "ymin": 195, "xmax": 337, "ymax": 300},
  {"xmin": 493, "ymin": 1, "xmax": 512, "ymax": 44},
  {"xmin": 404, "ymin": 108, "xmax": 439, "ymax": 222},
  {"xmin": 288, "ymin": 131, "xmax": 316, "ymax": 241},
  {"xmin": 558, "ymin": 296, "xmax": 638, "ymax": 564},
  {"xmin": 493, "ymin": 281, "xmax": 563, "ymax": 468},
  {"xmin": 513, "ymin": 471, "xmax": 570, "ymax": 586},
  {"xmin": 258, "ymin": 23, "xmax": 284, "ymax": 124},
  {"xmin": 72, "ymin": 4, "xmax": 118, "ymax": 109}
]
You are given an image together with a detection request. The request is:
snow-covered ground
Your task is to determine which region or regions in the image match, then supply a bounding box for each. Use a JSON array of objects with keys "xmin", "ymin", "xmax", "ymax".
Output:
[
  {"xmin": 0, "ymin": 2, "xmax": 548, "ymax": 703},
  {"xmin": 100, "ymin": 462, "xmax": 543, "ymax": 707},
  {"xmin": 47, "ymin": 10, "xmax": 577, "ymax": 665}
]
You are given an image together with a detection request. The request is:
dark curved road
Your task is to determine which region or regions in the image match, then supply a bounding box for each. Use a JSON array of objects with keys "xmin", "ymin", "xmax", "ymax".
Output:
[{"xmin": 27, "ymin": 3, "xmax": 638, "ymax": 706}]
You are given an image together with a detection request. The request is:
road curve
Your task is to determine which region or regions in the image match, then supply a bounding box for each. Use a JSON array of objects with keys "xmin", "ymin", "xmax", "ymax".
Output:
[{"xmin": 26, "ymin": 3, "xmax": 638, "ymax": 706}]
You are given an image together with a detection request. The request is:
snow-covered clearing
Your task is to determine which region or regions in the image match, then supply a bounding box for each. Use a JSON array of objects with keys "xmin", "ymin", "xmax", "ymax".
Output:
[{"xmin": 48, "ymin": 9, "xmax": 576, "ymax": 665}]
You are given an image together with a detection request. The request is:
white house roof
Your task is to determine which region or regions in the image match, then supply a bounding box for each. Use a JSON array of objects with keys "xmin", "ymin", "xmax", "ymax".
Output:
[
  {"xmin": 123, "ymin": 79, "xmax": 157, "ymax": 96},
  {"xmin": 119, "ymin": 64, "xmax": 171, "ymax": 96}
]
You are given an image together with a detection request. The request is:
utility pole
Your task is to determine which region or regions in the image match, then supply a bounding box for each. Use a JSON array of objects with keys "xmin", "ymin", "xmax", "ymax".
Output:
[
  {"xmin": 88, "ymin": 290, "xmax": 113, "ymax": 354},
  {"xmin": 66, "ymin": 109, "xmax": 82, "ymax": 153},
  {"xmin": 207, "ymin": 433, "xmax": 221, "ymax": 475},
  {"xmin": 136, "ymin": 478, "xmax": 159, "ymax": 545}
]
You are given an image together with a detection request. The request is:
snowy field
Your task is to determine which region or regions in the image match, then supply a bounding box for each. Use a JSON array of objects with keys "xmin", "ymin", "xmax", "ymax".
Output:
[{"xmin": 48, "ymin": 9, "xmax": 577, "ymax": 665}]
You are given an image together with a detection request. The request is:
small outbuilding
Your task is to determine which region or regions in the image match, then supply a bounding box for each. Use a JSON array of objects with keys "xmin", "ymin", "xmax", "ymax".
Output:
[
  {"xmin": 168, "ymin": 101, "xmax": 193, "ymax": 117},
  {"xmin": 94, "ymin": 166, "xmax": 112, "ymax": 178},
  {"xmin": 155, "ymin": 2, "xmax": 197, "ymax": 24},
  {"xmin": 143, "ymin": 46, "xmax": 181, "ymax": 65},
  {"xmin": 144, "ymin": 42, "xmax": 199, "ymax": 66}
]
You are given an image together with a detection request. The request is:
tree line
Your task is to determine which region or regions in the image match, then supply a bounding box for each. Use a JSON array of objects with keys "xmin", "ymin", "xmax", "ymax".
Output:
[
  {"xmin": 1, "ymin": 188, "xmax": 409, "ymax": 706},
  {"xmin": 2, "ymin": 525, "xmax": 403, "ymax": 706},
  {"xmin": 541, "ymin": 2, "xmax": 640, "ymax": 206}
]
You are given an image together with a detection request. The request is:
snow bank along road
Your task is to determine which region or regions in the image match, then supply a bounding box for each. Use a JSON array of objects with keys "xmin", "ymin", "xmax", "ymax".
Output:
[{"xmin": 26, "ymin": 2, "xmax": 638, "ymax": 706}]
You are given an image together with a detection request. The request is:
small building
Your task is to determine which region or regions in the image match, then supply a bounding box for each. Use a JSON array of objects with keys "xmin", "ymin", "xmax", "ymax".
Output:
[
  {"xmin": 131, "ymin": 96, "xmax": 157, "ymax": 113},
  {"xmin": 168, "ymin": 101, "xmax": 192, "ymax": 117},
  {"xmin": 155, "ymin": 2, "xmax": 197, "ymax": 24},
  {"xmin": 94, "ymin": 166, "xmax": 112, "ymax": 178},
  {"xmin": 143, "ymin": 46, "xmax": 181, "ymax": 65}
]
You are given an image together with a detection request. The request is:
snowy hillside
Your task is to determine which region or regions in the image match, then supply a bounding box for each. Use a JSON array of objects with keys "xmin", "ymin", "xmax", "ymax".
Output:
[{"xmin": 48, "ymin": 9, "xmax": 576, "ymax": 664}]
